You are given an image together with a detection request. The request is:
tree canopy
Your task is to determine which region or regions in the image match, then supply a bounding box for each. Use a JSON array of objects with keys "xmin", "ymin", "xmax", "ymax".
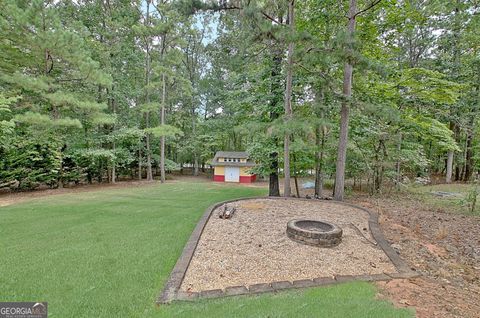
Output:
[{"xmin": 1, "ymin": 0, "xmax": 479, "ymax": 196}]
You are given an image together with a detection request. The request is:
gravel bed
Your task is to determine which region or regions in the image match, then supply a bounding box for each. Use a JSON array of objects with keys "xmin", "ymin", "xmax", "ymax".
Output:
[{"xmin": 181, "ymin": 198, "xmax": 397, "ymax": 292}]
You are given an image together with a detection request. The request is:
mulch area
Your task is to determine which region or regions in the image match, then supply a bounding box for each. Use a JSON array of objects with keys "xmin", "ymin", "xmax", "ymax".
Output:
[{"xmin": 350, "ymin": 194, "xmax": 480, "ymax": 318}]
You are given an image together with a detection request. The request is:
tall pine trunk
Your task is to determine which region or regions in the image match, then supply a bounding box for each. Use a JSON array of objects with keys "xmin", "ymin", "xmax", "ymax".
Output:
[
  {"xmin": 144, "ymin": 1, "xmax": 153, "ymax": 181},
  {"xmin": 192, "ymin": 101, "xmax": 199, "ymax": 176},
  {"xmin": 464, "ymin": 119, "xmax": 474, "ymax": 181},
  {"xmin": 454, "ymin": 123, "xmax": 461, "ymax": 181},
  {"xmin": 283, "ymin": 0, "xmax": 295, "ymax": 197},
  {"xmin": 314, "ymin": 89, "xmax": 325, "ymax": 198},
  {"xmin": 315, "ymin": 125, "xmax": 325, "ymax": 198},
  {"xmin": 268, "ymin": 48, "xmax": 282, "ymax": 197},
  {"xmin": 109, "ymin": 85, "xmax": 117, "ymax": 184},
  {"xmin": 111, "ymin": 141, "xmax": 116, "ymax": 183},
  {"xmin": 138, "ymin": 136, "xmax": 142, "ymax": 180},
  {"xmin": 160, "ymin": 73, "xmax": 166, "ymax": 183},
  {"xmin": 334, "ymin": 0, "xmax": 357, "ymax": 201},
  {"xmin": 451, "ymin": 2, "xmax": 461, "ymax": 183}
]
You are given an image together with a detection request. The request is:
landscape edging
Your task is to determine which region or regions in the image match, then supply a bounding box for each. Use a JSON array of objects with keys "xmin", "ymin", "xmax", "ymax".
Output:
[{"xmin": 156, "ymin": 196, "xmax": 418, "ymax": 304}]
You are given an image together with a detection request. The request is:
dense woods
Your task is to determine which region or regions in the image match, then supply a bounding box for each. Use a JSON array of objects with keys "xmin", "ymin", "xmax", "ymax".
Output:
[{"xmin": 1, "ymin": 0, "xmax": 479, "ymax": 198}]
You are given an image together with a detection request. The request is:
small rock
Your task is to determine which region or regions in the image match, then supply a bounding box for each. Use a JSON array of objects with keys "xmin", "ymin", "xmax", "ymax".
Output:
[
  {"xmin": 399, "ymin": 299, "xmax": 411, "ymax": 305},
  {"xmin": 391, "ymin": 244, "xmax": 402, "ymax": 254}
]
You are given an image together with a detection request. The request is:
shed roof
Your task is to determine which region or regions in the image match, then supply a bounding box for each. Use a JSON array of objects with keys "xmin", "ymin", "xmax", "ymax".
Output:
[
  {"xmin": 211, "ymin": 151, "xmax": 256, "ymax": 167},
  {"xmin": 214, "ymin": 151, "xmax": 249, "ymax": 159}
]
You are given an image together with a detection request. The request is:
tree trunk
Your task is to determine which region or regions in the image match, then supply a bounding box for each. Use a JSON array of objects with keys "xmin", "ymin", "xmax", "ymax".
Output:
[
  {"xmin": 395, "ymin": 133, "xmax": 402, "ymax": 187},
  {"xmin": 144, "ymin": 1, "xmax": 153, "ymax": 181},
  {"xmin": 292, "ymin": 153, "xmax": 300, "ymax": 198},
  {"xmin": 466, "ymin": 72, "xmax": 480, "ymax": 181},
  {"xmin": 446, "ymin": 151, "xmax": 454, "ymax": 183},
  {"xmin": 268, "ymin": 46, "xmax": 282, "ymax": 197},
  {"xmin": 138, "ymin": 137, "xmax": 142, "ymax": 180},
  {"xmin": 160, "ymin": 73, "xmax": 166, "ymax": 183},
  {"xmin": 191, "ymin": 97, "xmax": 199, "ymax": 176},
  {"xmin": 453, "ymin": 123, "xmax": 461, "ymax": 181},
  {"xmin": 111, "ymin": 141, "xmax": 116, "ymax": 183},
  {"xmin": 460, "ymin": 135, "xmax": 468, "ymax": 180},
  {"xmin": 283, "ymin": 0, "xmax": 295, "ymax": 197},
  {"xmin": 269, "ymin": 153, "xmax": 280, "ymax": 196},
  {"xmin": 194, "ymin": 156, "xmax": 199, "ymax": 176},
  {"xmin": 464, "ymin": 126, "xmax": 474, "ymax": 181},
  {"xmin": 334, "ymin": 0, "xmax": 357, "ymax": 201},
  {"xmin": 314, "ymin": 125, "xmax": 325, "ymax": 198},
  {"xmin": 145, "ymin": 114, "xmax": 153, "ymax": 181},
  {"xmin": 110, "ymin": 84, "xmax": 117, "ymax": 184}
]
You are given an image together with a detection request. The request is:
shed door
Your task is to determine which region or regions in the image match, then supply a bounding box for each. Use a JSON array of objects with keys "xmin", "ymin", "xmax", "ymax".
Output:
[{"xmin": 225, "ymin": 167, "xmax": 240, "ymax": 182}]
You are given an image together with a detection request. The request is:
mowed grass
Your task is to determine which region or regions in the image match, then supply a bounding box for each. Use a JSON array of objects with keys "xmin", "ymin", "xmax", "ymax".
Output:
[{"xmin": 0, "ymin": 181, "xmax": 413, "ymax": 317}]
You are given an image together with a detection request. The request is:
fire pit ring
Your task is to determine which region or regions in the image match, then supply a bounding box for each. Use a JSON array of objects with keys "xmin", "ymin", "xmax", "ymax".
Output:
[{"xmin": 286, "ymin": 219, "xmax": 342, "ymax": 247}]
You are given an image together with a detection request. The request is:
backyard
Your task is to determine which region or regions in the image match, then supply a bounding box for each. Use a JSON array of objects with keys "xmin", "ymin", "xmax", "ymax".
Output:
[
  {"xmin": 1, "ymin": 1, "xmax": 480, "ymax": 317},
  {"xmin": 0, "ymin": 180, "xmax": 414, "ymax": 317}
]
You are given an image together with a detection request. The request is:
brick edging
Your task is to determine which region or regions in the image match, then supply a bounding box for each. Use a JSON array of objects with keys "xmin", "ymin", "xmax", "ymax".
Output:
[
  {"xmin": 156, "ymin": 196, "xmax": 418, "ymax": 304},
  {"xmin": 156, "ymin": 196, "xmax": 262, "ymax": 304}
]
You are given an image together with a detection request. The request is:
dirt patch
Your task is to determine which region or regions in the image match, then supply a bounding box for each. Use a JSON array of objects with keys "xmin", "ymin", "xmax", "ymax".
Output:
[
  {"xmin": 180, "ymin": 198, "xmax": 397, "ymax": 292},
  {"xmin": 350, "ymin": 195, "xmax": 480, "ymax": 318}
]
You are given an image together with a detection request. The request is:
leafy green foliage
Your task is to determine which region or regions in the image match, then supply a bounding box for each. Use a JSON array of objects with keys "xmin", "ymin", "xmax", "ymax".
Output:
[
  {"xmin": 0, "ymin": 138, "xmax": 61, "ymax": 189},
  {"xmin": 1, "ymin": 0, "xmax": 479, "ymax": 191},
  {"xmin": 404, "ymin": 114, "xmax": 460, "ymax": 152},
  {"xmin": 145, "ymin": 125, "xmax": 183, "ymax": 137}
]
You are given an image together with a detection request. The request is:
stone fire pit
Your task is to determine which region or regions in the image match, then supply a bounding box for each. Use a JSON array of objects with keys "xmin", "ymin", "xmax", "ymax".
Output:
[{"xmin": 286, "ymin": 219, "xmax": 342, "ymax": 247}]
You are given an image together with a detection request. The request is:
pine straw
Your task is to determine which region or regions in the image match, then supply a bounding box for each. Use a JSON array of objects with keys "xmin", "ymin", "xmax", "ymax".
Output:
[{"xmin": 181, "ymin": 198, "xmax": 397, "ymax": 292}]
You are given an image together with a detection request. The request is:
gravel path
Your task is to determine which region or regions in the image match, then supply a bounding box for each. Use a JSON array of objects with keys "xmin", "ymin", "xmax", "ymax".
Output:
[{"xmin": 181, "ymin": 198, "xmax": 397, "ymax": 292}]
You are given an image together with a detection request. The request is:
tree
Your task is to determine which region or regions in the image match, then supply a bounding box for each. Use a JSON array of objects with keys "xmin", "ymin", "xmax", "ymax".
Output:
[
  {"xmin": 283, "ymin": 0, "xmax": 295, "ymax": 197},
  {"xmin": 334, "ymin": 0, "xmax": 382, "ymax": 201}
]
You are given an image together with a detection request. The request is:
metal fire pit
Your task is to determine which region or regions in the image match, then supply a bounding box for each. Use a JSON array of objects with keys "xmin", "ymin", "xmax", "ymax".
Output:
[{"xmin": 286, "ymin": 219, "xmax": 342, "ymax": 247}]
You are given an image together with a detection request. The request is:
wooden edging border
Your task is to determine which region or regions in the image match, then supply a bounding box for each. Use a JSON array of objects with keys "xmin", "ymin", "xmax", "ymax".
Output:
[{"xmin": 156, "ymin": 196, "xmax": 419, "ymax": 304}]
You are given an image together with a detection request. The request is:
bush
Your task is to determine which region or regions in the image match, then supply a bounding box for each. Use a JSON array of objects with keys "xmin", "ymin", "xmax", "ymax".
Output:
[{"xmin": 0, "ymin": 138, "xmax": 61, "ymax": 189}]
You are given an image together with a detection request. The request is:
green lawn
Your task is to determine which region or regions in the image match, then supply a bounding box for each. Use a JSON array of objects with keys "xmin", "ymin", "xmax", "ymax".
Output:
[
  {"xmin": 408, "ymin": 183, "xmax": 480, "ymax": 214},
  {"xmin": 0, "ymin": 181, "xmax": 413, "ymax": 317}
]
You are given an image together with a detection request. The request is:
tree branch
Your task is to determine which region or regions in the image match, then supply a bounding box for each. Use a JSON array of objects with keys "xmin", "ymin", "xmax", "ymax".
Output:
[
  {"xmin": 261, "ymin": 11, "xmax": 284, "ymax": 25},
  {"xmin": 353, "ymin": 0, "xmax": 382, "ymax": 18},
  {"xmin": 188, "ymin": 2, "xmax": 285, "ymax": 26}
]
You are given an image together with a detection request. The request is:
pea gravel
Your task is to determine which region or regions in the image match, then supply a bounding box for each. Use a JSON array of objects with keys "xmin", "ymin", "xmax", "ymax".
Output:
[{"xmin": 180, "ymin": 198, "xmax": 397, "ymax": 292}]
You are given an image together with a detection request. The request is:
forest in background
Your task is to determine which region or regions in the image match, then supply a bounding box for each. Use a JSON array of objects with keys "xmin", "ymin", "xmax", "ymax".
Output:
[{"xmin": 0, "ymin": 0, "xmax": 479, "ymax": 199}]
